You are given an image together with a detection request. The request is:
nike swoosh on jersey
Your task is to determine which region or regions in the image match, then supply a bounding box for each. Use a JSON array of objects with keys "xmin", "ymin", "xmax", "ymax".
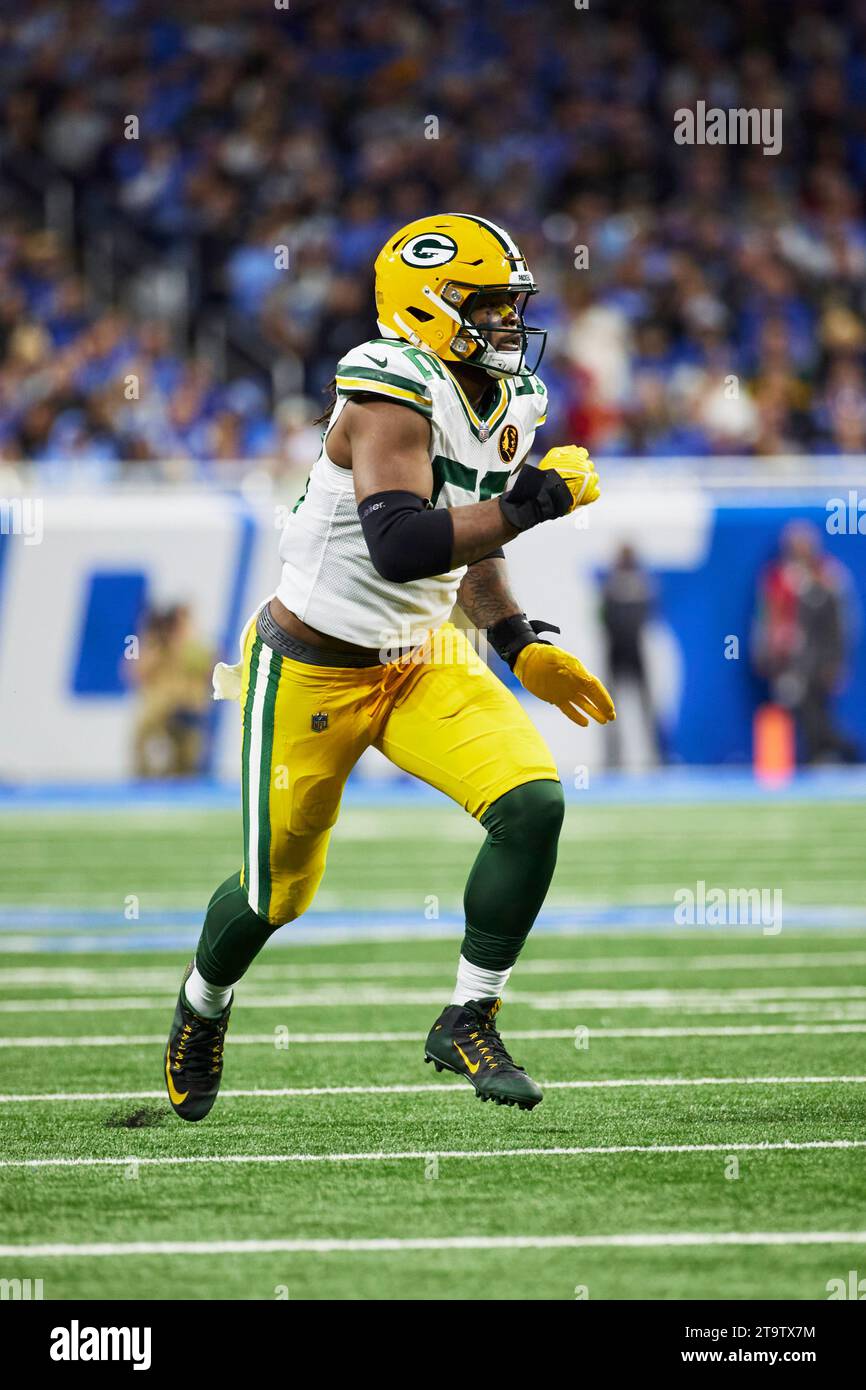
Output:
[{"xmin": 364, "ymin": 354, "xmax": 388, "ymax": 367}]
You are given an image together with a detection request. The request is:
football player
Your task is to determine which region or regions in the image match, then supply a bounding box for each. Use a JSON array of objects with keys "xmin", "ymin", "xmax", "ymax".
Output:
[{"xmin": 165, "ymin": 213, "xmax": 615, "ymax": 1119}]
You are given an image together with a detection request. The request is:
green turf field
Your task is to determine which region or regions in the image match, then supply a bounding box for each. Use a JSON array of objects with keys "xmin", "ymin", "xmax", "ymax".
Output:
[{"xmin": 0, "ymin": 796, "xmax": 864, "ymax": 1300}]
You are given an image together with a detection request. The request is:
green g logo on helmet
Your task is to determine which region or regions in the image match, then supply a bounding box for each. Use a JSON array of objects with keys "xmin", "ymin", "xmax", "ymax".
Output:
[{"xmin": 400, "ymin": 233, "xmax": 458, "ymax": 267}]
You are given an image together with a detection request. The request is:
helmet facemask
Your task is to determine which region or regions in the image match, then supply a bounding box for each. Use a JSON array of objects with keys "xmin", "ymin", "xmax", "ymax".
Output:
[{"xmin": 440, "ymin": 284, "xmax": 547, "ymax": 379}]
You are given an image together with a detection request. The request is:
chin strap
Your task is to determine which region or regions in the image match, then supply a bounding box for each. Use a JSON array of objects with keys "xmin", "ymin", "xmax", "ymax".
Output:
[{"xmin": 487, "ymin": 613, "xmax": 561, "ymax": 671}]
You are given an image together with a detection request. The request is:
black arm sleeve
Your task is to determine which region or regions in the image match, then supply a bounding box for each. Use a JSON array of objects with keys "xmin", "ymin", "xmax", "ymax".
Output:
[{"xmin": 358, "ymin": 490, "xmax": 455, "ymax": 583}]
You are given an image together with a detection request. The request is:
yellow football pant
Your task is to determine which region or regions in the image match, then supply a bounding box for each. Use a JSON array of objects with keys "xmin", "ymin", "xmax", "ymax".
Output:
[{"xmin": 238, "ymin": 620, "xmax": 559, "ymax": 924}]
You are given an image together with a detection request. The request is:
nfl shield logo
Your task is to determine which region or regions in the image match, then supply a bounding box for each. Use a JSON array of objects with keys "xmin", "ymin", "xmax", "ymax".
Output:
[
  {"xmin": 311, "ymin": 711, "xmax": 329, "ymax": 732},
  {"xmin": 478, "ymin": 423, "xmax": 491, "ymax": 443}
]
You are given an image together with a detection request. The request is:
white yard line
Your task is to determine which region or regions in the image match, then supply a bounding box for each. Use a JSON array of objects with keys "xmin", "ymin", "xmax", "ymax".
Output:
[
  {"xmin": 2, "ymin": 985, "xmax": 865, "ymax": 1014},
  {"xmin": 4, "ymin": 951, "xmax": 866, "ymax": 987},
  {"xmin": 1, "ymin": 1231, "xmax": 865, "ymax": 1257},
  {"xmin": 1, "ymin": 1139, "xmax": 864, "ymax": 1170},
  {"xmin": 0, "ymin": 1075, "xmax": 863, "ymax": 1104},
  {"xmin": 2, "ymin": 1022, "xmax": 866, "ymax": 1048}
]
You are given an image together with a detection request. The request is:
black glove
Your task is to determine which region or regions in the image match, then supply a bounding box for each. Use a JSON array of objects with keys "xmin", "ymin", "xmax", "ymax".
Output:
[{"xmin": 498, "ymin": 465, "xmax": 573, "ymax": 532}]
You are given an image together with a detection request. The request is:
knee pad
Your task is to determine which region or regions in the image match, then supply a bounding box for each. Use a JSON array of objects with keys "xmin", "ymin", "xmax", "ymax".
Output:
[
  {"xmin": 481, "ymin": 778, "xmax": 565, "ymax": 847},
  {"xmin": 267, "ymin": 870, "xmax": 322, "ymax": 927}
]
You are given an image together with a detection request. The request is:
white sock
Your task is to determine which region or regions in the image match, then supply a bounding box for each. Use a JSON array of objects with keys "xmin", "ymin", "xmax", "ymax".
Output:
[
  {"xmin": 183, "ymin": 963, "xmax": 234, "ymax": 1018},
  {"xmin": 451, "ymin": 954, "xmax": 512, "ymax": 1006}
]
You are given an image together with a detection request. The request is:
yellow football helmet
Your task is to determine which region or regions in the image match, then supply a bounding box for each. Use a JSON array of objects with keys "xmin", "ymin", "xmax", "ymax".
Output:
[{"xmin": 373, "ymin": 213, "xmax": 546, "ymax": 379}]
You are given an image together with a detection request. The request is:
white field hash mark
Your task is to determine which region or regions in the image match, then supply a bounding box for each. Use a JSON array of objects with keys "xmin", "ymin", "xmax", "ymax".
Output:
[
  {"xmin": 1, "ymin": 1140, "xmax": 864, "ymax": 1170},
  {"xmin": 2, "ymin": 1021, "xmax": 866, "ymax": 1048},
  {"xmin": 1, "ymin": 1232, "xmax": 865, "ymax": 1258},
  {"xmin": 1, "ymin": 1075, "xmax": 865, "ymax": 1104}
]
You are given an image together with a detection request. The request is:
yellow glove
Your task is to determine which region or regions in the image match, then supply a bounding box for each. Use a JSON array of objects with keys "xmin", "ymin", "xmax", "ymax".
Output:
[
  {"xmin": 514, "ymin": 643, "xmax": 616, "ymax": 728},
  {"xmin": 537, "ymin": 446, "xmax": 600, "ymax": 510}
]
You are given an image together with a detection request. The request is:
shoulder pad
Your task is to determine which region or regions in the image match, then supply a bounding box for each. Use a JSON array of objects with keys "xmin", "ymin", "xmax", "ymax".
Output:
[
  {"xmin": 335, "ymin": 340, "xmax": 439, "ymax": 419},
  {"xmin": 509, "ymin": 372, "xmax": 548, "ymax": 425}
]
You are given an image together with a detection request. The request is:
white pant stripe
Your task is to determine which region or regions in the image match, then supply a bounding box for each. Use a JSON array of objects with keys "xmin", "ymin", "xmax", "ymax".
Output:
[{"xmin": 245, "ymin": 641, "xmax": 273, "ymax": 914}]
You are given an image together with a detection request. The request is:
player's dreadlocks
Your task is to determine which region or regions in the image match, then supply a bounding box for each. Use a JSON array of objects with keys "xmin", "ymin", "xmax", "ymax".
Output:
[
  {"xmin": 313, "ymin": 379, "xmax": 337, "ymax": 426},
  {"xmin": 314, "ymin": 381, "xmax": 381, "ymax": 427}
]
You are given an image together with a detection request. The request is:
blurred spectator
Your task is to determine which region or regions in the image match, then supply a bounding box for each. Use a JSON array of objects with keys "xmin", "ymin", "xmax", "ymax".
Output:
[
  {"xmin": 128, "ymin": 605, "xmax": 214, "ymax": 778},
  {"xmin": 1, "ymin": 0, "xmax": 866, "ymax": 473},
  {"xmin": 601, "ymin": 543, "xmax": 660, "ymax": 768},
  {"xmin": 751, "ymin": 521, "xmax": 860, "ymax": 764}
]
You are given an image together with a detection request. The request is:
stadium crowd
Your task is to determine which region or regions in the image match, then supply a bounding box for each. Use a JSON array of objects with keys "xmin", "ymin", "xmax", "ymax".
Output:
[{"xmin": 2, "ymin": 0, "xmax": 866, "ymax": 477}]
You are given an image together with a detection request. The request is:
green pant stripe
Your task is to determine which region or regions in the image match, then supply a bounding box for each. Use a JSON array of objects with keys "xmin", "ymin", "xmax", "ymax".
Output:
[
  {"xmin": 240, "ymin": 635, "xmax": 262, "ymax": 893},
  {"xmin": 255, "ymin": 648, "xmax": 282, "ymax": 917}
]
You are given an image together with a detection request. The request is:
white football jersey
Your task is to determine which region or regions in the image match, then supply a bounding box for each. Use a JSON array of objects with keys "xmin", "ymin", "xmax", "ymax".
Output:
[{"xmin": 275, "ymin": 336, "xmax": 548, "ymax": 651}]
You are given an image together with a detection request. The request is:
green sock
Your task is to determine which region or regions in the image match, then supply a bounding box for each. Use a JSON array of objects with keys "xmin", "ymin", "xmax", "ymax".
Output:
[
  {"xmin": 461, "ymin": 779, "xmax": 565, "ymax": 972},
  {"xmin": 194, "ymin": 872, "xmax": 281, "ymax": 986}
]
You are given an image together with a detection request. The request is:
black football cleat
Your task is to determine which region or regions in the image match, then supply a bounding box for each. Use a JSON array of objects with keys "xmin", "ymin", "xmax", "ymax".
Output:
[
  {"xmin": 164, "ymin": 962, "xmax": 232, "ymax": 1121},
  {"xmin": 424, "ymin": 996, "xmax": 543, "ymax": 1110}
]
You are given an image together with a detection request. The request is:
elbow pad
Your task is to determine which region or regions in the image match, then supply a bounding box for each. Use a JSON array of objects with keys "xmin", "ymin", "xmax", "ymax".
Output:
[{"xmin": 358, "ymin": 490, "xmax": 454, "ymax": 583}]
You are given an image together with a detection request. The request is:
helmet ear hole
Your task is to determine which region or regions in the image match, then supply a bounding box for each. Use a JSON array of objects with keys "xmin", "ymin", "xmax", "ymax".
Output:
[{"xmin": 407, "ymin": 306, "xmax": 434, "ymax": 322}]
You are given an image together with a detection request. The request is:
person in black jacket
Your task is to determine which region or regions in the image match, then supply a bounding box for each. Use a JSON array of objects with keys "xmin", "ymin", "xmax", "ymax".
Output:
[{"xmin": 601, "ymin": 544, "xmax": 659, "ymax": 768}]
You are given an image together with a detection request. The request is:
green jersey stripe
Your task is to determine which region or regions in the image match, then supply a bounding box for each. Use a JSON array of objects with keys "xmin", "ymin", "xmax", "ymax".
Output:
[{"xmin": 335, "ymin": 365, "xmax": 431, "ymax": 396}]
